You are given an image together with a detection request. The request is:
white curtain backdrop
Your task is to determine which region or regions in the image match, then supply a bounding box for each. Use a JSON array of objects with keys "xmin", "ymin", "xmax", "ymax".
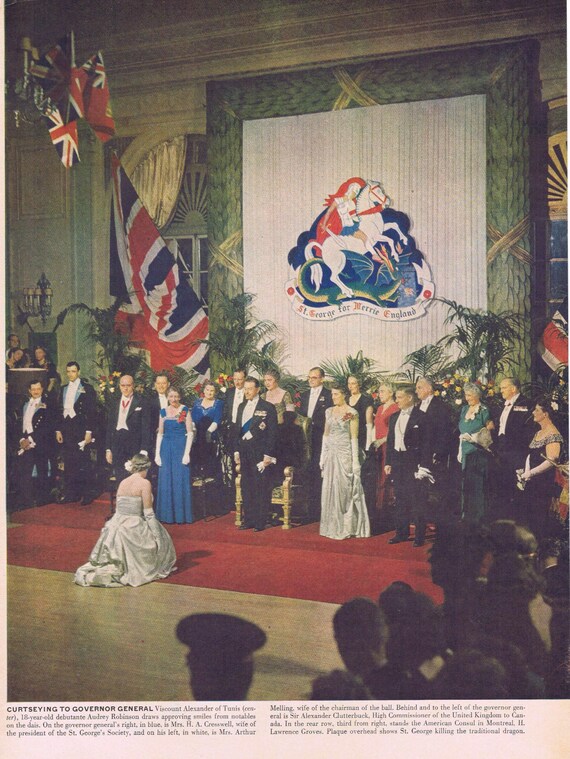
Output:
[{"xmin": 243, "ymin": 95, "xmax": 486, "ymax": 376}]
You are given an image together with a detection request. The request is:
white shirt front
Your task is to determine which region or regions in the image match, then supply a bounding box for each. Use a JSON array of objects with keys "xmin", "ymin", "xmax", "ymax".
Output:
[
  {"xmin": 232, "ymin": 388, "xmax": 245, "ymax": 423},
  {"xmin": 23, "ymin": 399, "xmax": 40, "ymax": 435},
  {"xmin": 158, "ymin": 393, "xmax": 168, "ymax": 411},
  {"xmin": 117, "ymin": 395, "xmax": 133, "ymax": 431},
  {"xmin": 395, "ymin": 408, "xmax": 412, "ymax": 451},
  {"xmin": 241, "ymin": 395, "xmax": 259, "ymax": 429},
  {"xmin": 498, "ymin": 392, "xmax": 520, "ymax": 436},
  {"xmin": 419, "ymin": 394, "xmax": 433, "ymax": 413},
  {"xmin": 63, "ymin": 378, "xmax": 80, "ymax": 418},
  {"xmin": 307, "ymin": 386, "xmax": 322, "ymax": 418}
]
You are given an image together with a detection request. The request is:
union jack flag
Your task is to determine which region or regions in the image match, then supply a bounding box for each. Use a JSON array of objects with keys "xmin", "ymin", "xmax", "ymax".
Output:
[
  {"xmin": 29, "ymin": 35, "xmax": 85, "ymax": 123},
  {"xmin": 81, "ymin": 51, "xmax": 115, "ymax": 142},
  {"xmin": 44, "ymin": 107, "xmax": 80, "ymax": 167},
  {"xmin": 110, "ymin": 155, "xmax": 209, "ymax": 379}
]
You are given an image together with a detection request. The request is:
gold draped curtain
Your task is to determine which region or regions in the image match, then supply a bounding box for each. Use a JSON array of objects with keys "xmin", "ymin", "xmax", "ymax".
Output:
[{"xmin": 130, "ymin": 135, "xmax": 187, "ymax": 229}]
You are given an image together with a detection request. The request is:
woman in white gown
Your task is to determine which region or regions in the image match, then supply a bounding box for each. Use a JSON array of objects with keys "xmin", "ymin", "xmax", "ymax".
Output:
[
  {"xmin": 75, "ymin": 454, "xmax": 176, "ymax": 587},
  {"xmin": 319, "ymin": 385, "xmax": 371, "ymax": 540}
]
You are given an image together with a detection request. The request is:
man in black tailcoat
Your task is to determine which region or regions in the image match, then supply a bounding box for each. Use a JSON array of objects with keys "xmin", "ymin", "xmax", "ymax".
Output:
[
  {"xmin": 385, "ymin": 387, "xmax": 430, "ymax": 546},
  {"xmin": 234, "ymin": 376, "xmax": 277, "ymax": 532},
  {"xmin": 148, "ymin": 373, "xmax": 170, "ymax": 491},
  {"xmin": 105, "ymin": 374, "xmax": 150, "ymax": 483},
  {"xmin": 488, "ymin": 377, "xmax": 536, "ymax": 518},
  {"xmin": 223, "ymin": 368, "xmax": 247, "ymax": 435},
  {"xmin": 16, "ymin": 379, "xmax": 53, "ymax": 507},
  {"xmin": 55, "ymin": 361, "xmax": 98, "ymax": 504},
  {"xmin": 415, "ymin": 377, "xmax": 456, "ymax": 531},
  {"xmin": 298, "ymin": 366, "xmax": 333, "ymax": 520}
]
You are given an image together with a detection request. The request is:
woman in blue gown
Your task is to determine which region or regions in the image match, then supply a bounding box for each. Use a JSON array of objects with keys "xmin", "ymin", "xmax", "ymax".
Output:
[
  {"xmin": 190, "ymin": 380, "xmax": 224, "ymax": 483},
  {"xmin": 154, "ymin": 387, "xmax": 193, "ymax": 523}
]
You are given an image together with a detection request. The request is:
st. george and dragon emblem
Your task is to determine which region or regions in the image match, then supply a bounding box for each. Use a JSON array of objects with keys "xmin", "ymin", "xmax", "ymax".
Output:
[{"xmin": 286, "ymin": 177, "xmax": 434, "ymax": 321}]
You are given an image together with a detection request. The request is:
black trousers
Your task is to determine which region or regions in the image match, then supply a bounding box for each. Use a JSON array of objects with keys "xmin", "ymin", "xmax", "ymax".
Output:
[
  {"xmin": 390, "ymin": 450, "xmax": 423, "ymax": 539},
  {"xmin": 18, "ymin": 446, "xmax": 51, "ymax": 507},
  {"xmin": 239, "ymin": 444, "xmax": 273, "ymax": 529},
  {"xmin": 111, "ymin": 429, "xmax": 142, "ymax": 483},
  {"xmin": 61, "ymin": 416, "xmax": 92, "ymax": 498}
]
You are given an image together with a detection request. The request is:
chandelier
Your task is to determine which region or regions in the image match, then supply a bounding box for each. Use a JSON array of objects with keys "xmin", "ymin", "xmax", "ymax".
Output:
[
  {"xmin": 21, "ymin": 273, "xmax": 53, "ymax": 325},
  {"xmin": 12, "ymin": 37, "xmax": 57, "ymax": 127}
]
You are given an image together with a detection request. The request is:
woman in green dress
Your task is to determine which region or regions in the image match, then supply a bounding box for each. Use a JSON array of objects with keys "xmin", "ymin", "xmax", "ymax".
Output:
[{"xmin": 458, "ymin": 383, "xmax": 491, "ymax": 525}]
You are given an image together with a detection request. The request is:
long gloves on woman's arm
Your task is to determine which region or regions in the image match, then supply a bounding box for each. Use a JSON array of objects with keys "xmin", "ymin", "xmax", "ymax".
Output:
[
  {"xmin": 182, "ymin": 427, "xmax": 194, "ymax": 465},
  {"xmin": 154, "ymin": 433, "xmax": 163, "ymax": 467}
]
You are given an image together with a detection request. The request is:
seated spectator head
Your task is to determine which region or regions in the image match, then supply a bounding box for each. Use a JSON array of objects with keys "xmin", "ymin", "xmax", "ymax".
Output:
[
  {"xmin": 333, "ymin": 597, "xmax": 388, "ymax": 677},
  {"xmin": 382, "ymin": 590, "xmax": 446, "ymax": 670},
  {"xmin": 154, "ymin": 373, "xmax": 170, "ymax": 395},
  {"xmin": 176, "ymin": 613, "xmax": 266, "ymax": 700},
  {"xmin": 433, "ymin": 650, "xmax": 509, "ymax": 699},
  {"xmin": 310, "ymin": 670, "xmax": 371, "ymax": 700},
  {"xmin": 7, "ymin": 333, "xmax": 20, "ymax": 350},
  {"xmin": 33, "ymin": 345, "xmax": 49, "ymax": 364},
  {"xmin": 429, "ymin": 521, "xmax": 491, "ymax": 592},
  {"xmin": 378, "ymin": 581, "xmax": 415, "ymax": 623},
  {"xmin": 465, "ymin": 633, "xmax": 544, "ymax": 699},
  {"xmin": 488, "ymin": 519, "xmax": 538, "ymax": 562},
  {"xmin": 7, "ymin": 347, "xmax": 24, "ymax": 366},
  {"xmin": 537, "ymin": 537, "xmax": 563, "ymax": 570},
  {"xmin": 20, "ymin": 349, "xmax": 33, "ymax": 367}
]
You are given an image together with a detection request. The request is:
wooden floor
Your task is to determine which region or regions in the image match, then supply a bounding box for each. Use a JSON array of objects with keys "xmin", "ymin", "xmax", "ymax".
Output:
[{"xmin": 7, "ymin": 565, "xmax": 342, "ymax": 702}]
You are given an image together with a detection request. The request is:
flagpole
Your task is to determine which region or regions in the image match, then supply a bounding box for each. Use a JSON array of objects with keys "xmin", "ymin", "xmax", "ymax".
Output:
[{"xmin": 65, "ymin": 29, "xmax": 76, "ymax": 125}]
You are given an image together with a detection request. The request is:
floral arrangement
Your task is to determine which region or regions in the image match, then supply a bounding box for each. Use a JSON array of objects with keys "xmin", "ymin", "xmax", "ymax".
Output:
[
  {"xmin": 433, "ymin": 374, "xmax": 497, "ymax": 411},
  {"xmin": 97, "ymin": 371, "xmax": 122, "ymax": 404}
]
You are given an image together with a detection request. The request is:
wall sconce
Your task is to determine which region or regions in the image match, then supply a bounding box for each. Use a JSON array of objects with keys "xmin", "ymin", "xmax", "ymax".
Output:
[{"xmin": 21, "ymin": 273, "xmax": 53, "ymax": 325}]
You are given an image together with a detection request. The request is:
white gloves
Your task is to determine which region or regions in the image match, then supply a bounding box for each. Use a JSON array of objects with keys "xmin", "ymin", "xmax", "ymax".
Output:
[
  {"xmin": 154, "ymin": 433, "xmax": 163, "ymax": 467},
  {"xmin": 365, "ymin": 423, "xmax": 374, "ymax": 451},
  {"xmin": 415, "ymin": 466, "xmax": 435, "ymax": 484},
  {"xmin": 182, "ymin": 428, "xmax": 193, "ymax": 466}
]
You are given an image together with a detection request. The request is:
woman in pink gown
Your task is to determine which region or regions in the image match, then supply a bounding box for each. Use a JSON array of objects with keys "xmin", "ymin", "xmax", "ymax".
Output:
[{"xmin": 372, "ymin": 383, "xmax": 399, "ymax": 533}]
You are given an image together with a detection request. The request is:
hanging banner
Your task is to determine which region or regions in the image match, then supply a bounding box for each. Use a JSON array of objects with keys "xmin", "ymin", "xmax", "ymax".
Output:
[{"xmin": 286, "ymin": 177, "xmax": 434, "ymax": 321}]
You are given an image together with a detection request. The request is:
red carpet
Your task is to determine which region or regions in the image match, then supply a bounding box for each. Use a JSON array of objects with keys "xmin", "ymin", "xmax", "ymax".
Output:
[{"xmin": 8, "ymin": 499, "xmax": 443, "ymax": 605}]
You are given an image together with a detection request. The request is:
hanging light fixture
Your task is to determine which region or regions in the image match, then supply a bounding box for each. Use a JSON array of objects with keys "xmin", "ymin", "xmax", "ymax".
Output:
[{"xmin": 21, "ymin": 273, "xmax": 53, "ymax": 324}]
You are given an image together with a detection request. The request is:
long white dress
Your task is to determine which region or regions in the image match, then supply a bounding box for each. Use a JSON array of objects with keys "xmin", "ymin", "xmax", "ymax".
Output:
[
  {"xmin": 74, "ymin": 495, "xmax": 177, "ymax": 587},
  {"xmin": 319, "ymin": 408, "xmax": 371, "ymax": 540}
]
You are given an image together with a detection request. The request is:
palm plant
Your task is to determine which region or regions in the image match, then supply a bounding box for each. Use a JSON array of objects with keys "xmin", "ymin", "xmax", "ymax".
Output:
[
  {"xmin": 436, "ymin": 298, "xmax": 525, "ymax": 382},
  {"xmin": 55, "ymin": 298, "xmax": 144, "ymax": 377},
  {"xmin": 200, "ymin": 291, "xmax": 284, "ymax": 375},
  {"xmin": 397, "ymin": 343, "xmax": 454, "ymax": 383},
  {"xmin": 320, "ymin": 350, "xmax": 384, "ymax": 393}
]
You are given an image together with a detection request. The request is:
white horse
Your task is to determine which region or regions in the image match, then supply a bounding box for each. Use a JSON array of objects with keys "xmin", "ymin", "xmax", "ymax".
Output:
[{"xmin": 304, "ymin": 181, "xmax": 408, "ymax": 297}]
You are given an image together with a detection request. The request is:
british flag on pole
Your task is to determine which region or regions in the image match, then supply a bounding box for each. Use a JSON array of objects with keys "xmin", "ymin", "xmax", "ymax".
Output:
[
  {"xmin": 29, "ymin": 34, "xmax": 85, "ymax": 123},
  {"xmin": 81, "ymin": 51, "xmax": 115, "ymax": 142},
  {"xmin": 44, "ymin": 107, "xmax": 80, "ymax": 167},
  {"xmin": 110, "ymin": 155, "xmax": 209, "ymax": 379}
]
